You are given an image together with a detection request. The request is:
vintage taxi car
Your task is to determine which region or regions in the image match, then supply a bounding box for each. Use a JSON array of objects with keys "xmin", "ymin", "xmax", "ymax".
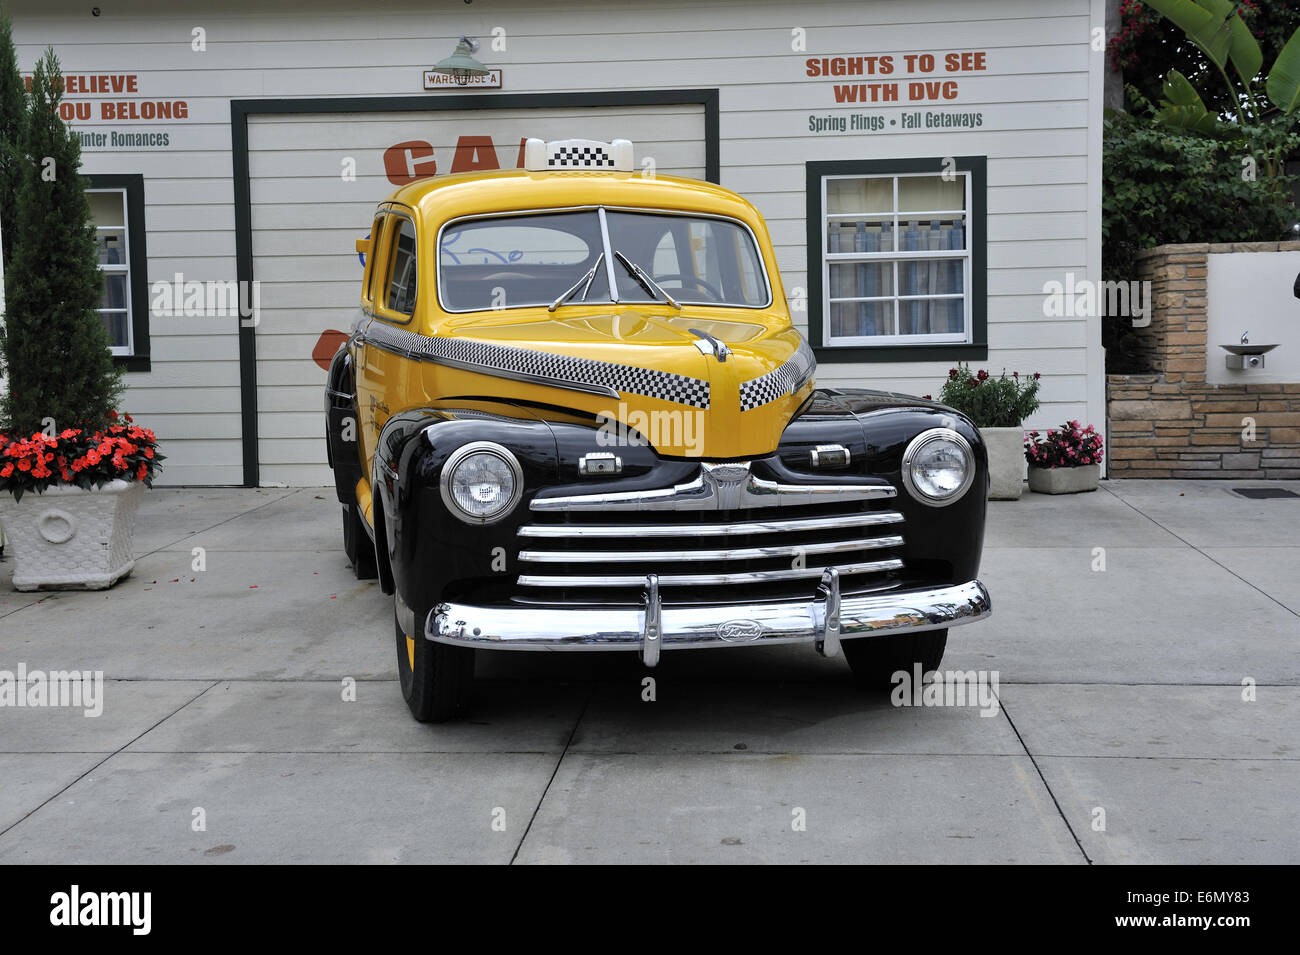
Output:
[{"xmin": 326, "ymin": 138, "xmax": 991, "ymax": 722}]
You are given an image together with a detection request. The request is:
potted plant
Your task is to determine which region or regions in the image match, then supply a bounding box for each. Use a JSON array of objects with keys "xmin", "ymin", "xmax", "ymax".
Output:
[
  {"xmin": 1024, "ymin": 421, "xmax": 1103, "ymax": 494},
  {"xmin": 938, "ymin": 365, "xmax": 1041, "ymax": 500},
  {"xmin": 0, "ymin": 415, "xmax": 162, "ymax": 589},
  {"xmin": 0, "ymin": 48, "xmax": 161, "ymax": 590}
]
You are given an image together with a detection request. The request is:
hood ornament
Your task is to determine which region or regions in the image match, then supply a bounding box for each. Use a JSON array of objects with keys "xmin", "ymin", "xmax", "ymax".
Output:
[{"xmin": 689, "ymin": 328, "xmax": 731, "ymax": 362}]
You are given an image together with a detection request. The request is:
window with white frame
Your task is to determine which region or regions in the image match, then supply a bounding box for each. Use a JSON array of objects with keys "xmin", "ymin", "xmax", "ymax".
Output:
[
  {"xmin": 820, "ymin": 170, "xmax": 972, "ymax": 347},
  {"xmin": 88, "ymin": 188, "xmax": 132, "ymax": 354}
]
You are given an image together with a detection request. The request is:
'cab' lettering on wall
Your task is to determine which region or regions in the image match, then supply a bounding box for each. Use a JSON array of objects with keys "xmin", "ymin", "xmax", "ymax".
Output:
[{"xmin": 382, "ymin": 136, "xmax": 527, "ymax": 185}]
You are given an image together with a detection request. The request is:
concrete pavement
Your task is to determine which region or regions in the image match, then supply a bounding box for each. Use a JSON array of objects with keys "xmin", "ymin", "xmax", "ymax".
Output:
[{"xmin": 0, "ymin": 481, "xmax": 1296, "ymax": 863}]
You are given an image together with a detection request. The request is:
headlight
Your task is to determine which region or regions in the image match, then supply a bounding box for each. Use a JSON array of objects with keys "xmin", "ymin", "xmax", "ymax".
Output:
[
  {"xmin": 439, "ymin": 441, "xmax": 523, "ymax": 524},
  {"xmin": 901, "ymin": 428, "xmax": 975, "ymax": 506}
]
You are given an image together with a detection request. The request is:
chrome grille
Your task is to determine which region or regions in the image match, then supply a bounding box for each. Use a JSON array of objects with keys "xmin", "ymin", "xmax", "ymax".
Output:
[{"xmin": 515, "ymin": 501, "xmax": 905, "ymax": 605}]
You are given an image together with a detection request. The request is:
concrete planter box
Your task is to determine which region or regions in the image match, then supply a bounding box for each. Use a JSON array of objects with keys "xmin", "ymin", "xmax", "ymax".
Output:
[
  {"xmin": 980, "ymin": 426, "xmax": 1025, "ymax": 500},
  {"xmin": 0, "ymin": 480, "xmax": 144, "ymax": 591},
  {"xmin": 1028, "ymin": 463, "xmax": 1100, "ymax": 495}
]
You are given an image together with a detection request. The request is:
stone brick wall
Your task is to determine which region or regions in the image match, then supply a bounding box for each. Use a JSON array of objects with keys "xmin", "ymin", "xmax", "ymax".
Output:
[{"xmin": 1107, "ymin": 242, "xmax": 1300, "ymax": 479}]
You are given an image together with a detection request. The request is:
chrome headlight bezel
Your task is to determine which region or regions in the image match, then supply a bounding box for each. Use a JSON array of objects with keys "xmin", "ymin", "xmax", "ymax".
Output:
[
  {"xmin": 901, "ymin": 428, "xmax": 975, "ymax": 507},
  {"xmin": 438, "ymin": 441, "xmax": 524, "ymax": 524}
]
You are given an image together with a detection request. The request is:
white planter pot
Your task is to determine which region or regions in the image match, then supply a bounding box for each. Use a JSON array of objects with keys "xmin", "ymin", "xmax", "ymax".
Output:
[
  {"xmin": 1028, "ymin": 463, "xmax": 1100, "ymax": 495},
  {"xmin": 0, "ymin": 480, "xmax": 144, "ymax": 591},
  {"xmin": 980, "ymin": 426, "xmax": 1025, "ymax": 501}
]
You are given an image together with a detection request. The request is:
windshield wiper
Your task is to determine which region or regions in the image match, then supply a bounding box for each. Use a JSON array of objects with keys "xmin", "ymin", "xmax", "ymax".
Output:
[
  {"xmin": 613, "ymin": 250, "xmax": 681, "ymax": 309},
  {"xmin": 548, "ymin": 252, "xmax": 605, "ymax": 312}
]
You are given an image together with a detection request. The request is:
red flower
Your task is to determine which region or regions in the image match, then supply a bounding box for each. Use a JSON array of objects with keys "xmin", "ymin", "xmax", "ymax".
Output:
[
  {"xmin": 136, "ymin": 462, "xmax": 148, "ymax": 481},
  {"xmin": 0, "ymin": 464, "xmax": 11, "ymax": 478}
]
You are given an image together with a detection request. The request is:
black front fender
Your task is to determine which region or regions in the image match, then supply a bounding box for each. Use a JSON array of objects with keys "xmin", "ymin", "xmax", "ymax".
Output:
[{"xmin": 372, "ymin": 403, "xmax": 559, "ymax": 613}]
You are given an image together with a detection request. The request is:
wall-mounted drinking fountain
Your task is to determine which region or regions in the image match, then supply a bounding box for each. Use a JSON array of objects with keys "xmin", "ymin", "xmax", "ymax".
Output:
[{"xmin": 1220, "ymin": 332, "xmax": 1279, "ymax": 370}]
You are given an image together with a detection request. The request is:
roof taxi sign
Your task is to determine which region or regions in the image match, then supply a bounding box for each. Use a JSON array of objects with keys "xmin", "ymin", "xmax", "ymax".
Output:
[{"xmin": 522, "ymin": 138, "xmax": 634, "ymax": 172}]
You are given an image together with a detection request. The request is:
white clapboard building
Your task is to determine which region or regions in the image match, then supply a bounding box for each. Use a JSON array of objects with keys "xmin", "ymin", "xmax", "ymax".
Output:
[{"xmin": 9, "ymin": 0, "xmax": 1105, "ymax": 486}]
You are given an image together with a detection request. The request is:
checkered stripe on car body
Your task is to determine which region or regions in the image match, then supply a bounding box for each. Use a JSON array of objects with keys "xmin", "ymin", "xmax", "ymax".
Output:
[
  {"xmin": 738, "ymin": 338, "xmax": 817, "ymax": 412},
  {"xmin": 549, "ymin": 145, "xmax": 615, "ymax": 168},
  {"xmin": 361, "ymin": 321, "xmax": 711, "ymax": 409}
]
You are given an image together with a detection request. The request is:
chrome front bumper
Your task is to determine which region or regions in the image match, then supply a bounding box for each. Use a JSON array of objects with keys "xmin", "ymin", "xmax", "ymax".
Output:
[{"xmin": 428, "ymin": 572, "xmax": 991, "ymax": 668}]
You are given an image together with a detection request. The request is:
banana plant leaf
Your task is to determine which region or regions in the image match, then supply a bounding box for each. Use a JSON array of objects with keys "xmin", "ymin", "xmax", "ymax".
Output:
[
  {"xmin": 1156, "ymin": 69, "xmax": 1219, "ymax": 133},
  {"xmin": 1143, "ymin": 0, "xmax": 1235, "ymax": 73},
  {"xmin": 1267, "ymin": 27, "xmax": 1300, "ymax": 115}
]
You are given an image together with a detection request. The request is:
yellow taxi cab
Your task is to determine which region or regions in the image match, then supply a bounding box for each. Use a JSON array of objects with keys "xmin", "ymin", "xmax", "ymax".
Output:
[{"xmin": 325, "ymin": 138, "xmax": 991, "ymax": 721}]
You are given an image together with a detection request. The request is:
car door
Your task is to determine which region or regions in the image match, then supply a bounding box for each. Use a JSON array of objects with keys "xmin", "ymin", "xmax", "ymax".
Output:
[{"xmin": 355, "ymin": 209, "xmax": 422, "ymax": 497}]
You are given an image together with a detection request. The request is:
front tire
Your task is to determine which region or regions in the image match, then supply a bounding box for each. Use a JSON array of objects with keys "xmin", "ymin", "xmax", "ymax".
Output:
[
  {"xmin": 842, "ymin": 629, "xmax": 948, "ymax": 690},
  {"xmin": 395, "ymin": 604, "xmax": 474, "ymax": 722}
]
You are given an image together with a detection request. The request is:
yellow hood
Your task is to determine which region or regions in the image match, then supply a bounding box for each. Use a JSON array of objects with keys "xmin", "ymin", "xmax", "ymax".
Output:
[{"xmin": 419, "ymin": 306, "xmax": 816, "ymax": 458}]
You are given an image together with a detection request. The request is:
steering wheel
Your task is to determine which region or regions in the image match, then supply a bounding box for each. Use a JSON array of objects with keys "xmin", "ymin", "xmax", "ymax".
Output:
[{"xmin": 652, "ymin": 273, "xmax": 724, "ymax": 301}]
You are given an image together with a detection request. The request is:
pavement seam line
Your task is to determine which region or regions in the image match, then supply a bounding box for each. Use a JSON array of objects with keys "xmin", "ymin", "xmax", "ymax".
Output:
[
  {"xmin": 509, "ymin": 684, "xmax": 594, "ymax": 865},
  {"xmin": 134, "ymin": 487, "xmax": 306, "ymax": 560},
  {"xmin": 998, "ymin": 697, "xmax": 1093, "ymax": 864},
  {"xmin": 1101, "ymin": 484, "xmax": 1300, "ymax": 619},
  {"xmin": 0, "ymin": 681, "xmax": 220, "ymax": 840}
]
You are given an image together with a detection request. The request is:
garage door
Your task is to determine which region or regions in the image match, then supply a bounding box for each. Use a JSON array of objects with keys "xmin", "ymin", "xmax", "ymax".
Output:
[{"xmin": 246, "ymin": 103, "xmax": 707, "ymax": 486}]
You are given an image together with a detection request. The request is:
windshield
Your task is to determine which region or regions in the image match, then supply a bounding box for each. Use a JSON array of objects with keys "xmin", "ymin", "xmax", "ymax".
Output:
[{"xmin": 437, "ymin": 208, "xmax": 769, "ymax": 312}]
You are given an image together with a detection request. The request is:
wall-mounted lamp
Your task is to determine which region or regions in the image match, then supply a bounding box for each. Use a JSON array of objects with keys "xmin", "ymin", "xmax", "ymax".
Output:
[{"xmin": 430, "ymin": 36, "xmax": 490, "ymax": 86}]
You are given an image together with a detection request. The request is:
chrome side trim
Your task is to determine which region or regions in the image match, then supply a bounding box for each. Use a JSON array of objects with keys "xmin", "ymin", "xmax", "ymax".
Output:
[
  {"xmin": 358, "ymin": 320, "xmax": 709, "ymax": 408},
  {"xmin": 429, "ymin": 579, "xmax": 992, "ymax": 652},
  {"xmin": 517, "ymin": 535, "xmax": 904, "ymax": 564},
  {"xmin": 517, "ymin": 557, "xmax": 903, "ymax": 588},
  {"xmin": 516, "ymin": 511, "xmax": 905, "ymax": 538},
  {"xmin": 529, "ymin": 460, "xmax": 895, "ymax": 512}
]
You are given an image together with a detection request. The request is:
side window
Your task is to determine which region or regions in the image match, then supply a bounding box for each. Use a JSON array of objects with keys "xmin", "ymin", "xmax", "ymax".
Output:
[
  {"xmin": 385, "ymin": 218, "xmax": 417, "ymax": 317},
  {"xmin": 362, "ymin": 215, "xmax": 384, "ymax": 305}
]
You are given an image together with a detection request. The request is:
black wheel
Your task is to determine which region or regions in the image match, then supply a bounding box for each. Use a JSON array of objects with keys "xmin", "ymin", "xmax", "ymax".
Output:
[
  {"xmin": 341, "ymin": 503, "xmax": 378, "ymax": 580},
  {"xmin": 395, "ymin": 603, "xmax": 474, "ymax": 722},
  {"xmin": 842, "ymin": 629, "xmax": 948, "ymax": 690}
]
